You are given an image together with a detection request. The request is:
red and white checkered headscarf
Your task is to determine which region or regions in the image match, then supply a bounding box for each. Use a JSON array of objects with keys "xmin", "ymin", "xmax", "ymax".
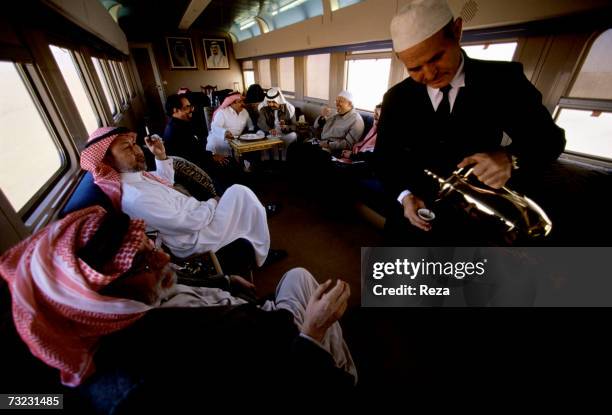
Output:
[
  {"xmin": 0, "ymin": 206, "xmax": 151, "ymax": 386},
  {"xmin": 212, "ymin": 92, "xmax": 242, "ymax": 121},
  {"xmin": 80, "ymin": 127, "xmax": 132, "ymax": 210},
  {"xmin": 81, "ymin": 127, "xmax": 172, "ymax": 209}
]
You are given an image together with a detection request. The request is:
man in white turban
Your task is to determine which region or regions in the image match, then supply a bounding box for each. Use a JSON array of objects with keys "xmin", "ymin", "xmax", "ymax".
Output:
[
  {"xmin": 376, "ymin": 0, "xmax": 565, "ymax": 245},
  {"xmin": 257, "ymin": 87, "xmax": 298, "ymax": 160},
  {"xmin": 313, "ymin": 90, "xmax": 364, "ymax": 154}
]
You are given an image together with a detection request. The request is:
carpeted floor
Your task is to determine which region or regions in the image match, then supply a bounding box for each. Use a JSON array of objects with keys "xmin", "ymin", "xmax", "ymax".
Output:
[{"xmin": 250, "ymin": 162, "xmax": 384, "ymax": 307}]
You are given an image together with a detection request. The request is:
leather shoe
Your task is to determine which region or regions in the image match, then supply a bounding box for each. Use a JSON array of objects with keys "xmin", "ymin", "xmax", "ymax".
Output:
[{"xmin": 263, "ymin": 249, "xmax": 288, "ymax": 266}]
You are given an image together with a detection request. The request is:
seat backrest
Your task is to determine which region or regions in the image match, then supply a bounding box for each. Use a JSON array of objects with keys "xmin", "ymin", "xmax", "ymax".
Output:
[
  {"xmin": 59, "ymin": 172, "xmax": 115, "ymax": 218},
  {"xmin": 289, "ymin": 99, "xmax": 375, "ymax": 141},
  {"xmin": 358, "ymin": 111, "xmax": 374, "ymax": 140},
  {"xmin": 61, "ymin": 157, "xmax": 219, "ymax": 219}
]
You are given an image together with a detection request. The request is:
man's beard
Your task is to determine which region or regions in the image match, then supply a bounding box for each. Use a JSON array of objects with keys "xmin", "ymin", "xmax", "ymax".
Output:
[{"xmin": 128, "ymin": 156, "xmax": 146, "ymax": 172}]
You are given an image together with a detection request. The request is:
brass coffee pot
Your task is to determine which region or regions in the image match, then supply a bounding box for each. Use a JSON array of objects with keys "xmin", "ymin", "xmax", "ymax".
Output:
[{"xmin": 425, "ymin": 167, "xmax": 552, "ymax": 239}]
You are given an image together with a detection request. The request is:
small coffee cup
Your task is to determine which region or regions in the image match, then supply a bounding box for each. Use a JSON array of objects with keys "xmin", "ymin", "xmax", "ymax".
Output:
[{"xmin": 417, "ymin": 208, "xmax": 436, "ymax": 221}]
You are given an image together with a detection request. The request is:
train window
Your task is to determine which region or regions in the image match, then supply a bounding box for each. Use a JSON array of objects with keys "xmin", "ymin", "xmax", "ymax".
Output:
[
  {"xmin": 244, "ymin": 71, "xmax": 255, "ymax": 90},
  {"xmin": 242, "ymin": 60, "xmax": 255, "ymax": 90},
  {"xmin": 555, "ymin": 29, "xmax": 612, "ymax": 160},
  {"xmin": 232, "ymin": 18, "xmax": 261, "ymax": 42},
  {"xmin": 346, "ymin": 58, "xmax": 391, "ymax": 111},
  {"xmin": 258, "ymin": 59, "xmax": 272, "ymax": 88},
  {"xmin": 555, "ymin": 109, "xmax": 611, "ymax": 160},
  {"xmin": 0, "ymin": 61, "xmax": 64, "ymax": 212},
  {"xmin": 568, "ymin": 29, "xmax": 612, "ymax": 100},
  {"xmin": 462, "ymin": 42, "xmax": 517, "ymax": 62},
  {"xmin": 305, "ymin": 53, "xmax": 330, "ymax": 100},
  {"xmin": 92, "ymin": 57, "xmax": 117, "ymax": 115},
  {"xmin": 49, "ymin": 45, "xmax": 100, "ymax": 134},
  {"xmin": 262, "ymin": 0, "xmax": 324, "ymax": 31},
  {"xmin": 91, "ymin": 58, "xmax": 117, "ymax": 115},
  {"xmin": 279, "ymin": 57, "xmax": 295, "ymax": 95},
  {"xmin": 331, "ymin": 0, "xmax": 365, "ymax": 11},
  {"xmin": 109, "ymin": 61, "xmax": 128, "ymax": 106},
  {"xmin": 120, "ymin": 61, "xmax": 135, "ymax": 98}
]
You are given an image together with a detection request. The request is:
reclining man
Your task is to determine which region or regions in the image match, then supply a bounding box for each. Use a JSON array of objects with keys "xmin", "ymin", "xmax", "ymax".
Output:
[
  {"xmin": 80, "ymin": 126, "xmax": 272, "ymax": 266},
  {"xmin": 0, "ymin": 207, "xmax": 357, "ymax": 407}
]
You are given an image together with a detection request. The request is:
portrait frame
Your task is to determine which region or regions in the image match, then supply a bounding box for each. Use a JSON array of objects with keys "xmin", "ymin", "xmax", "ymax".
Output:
[
  {"xmin": 166, "ymin": 37, "xmax": 197, "ymax": 69},
  {"xmin": 203, "ymin": 38, "xmax": 230, "ymax": 70}
]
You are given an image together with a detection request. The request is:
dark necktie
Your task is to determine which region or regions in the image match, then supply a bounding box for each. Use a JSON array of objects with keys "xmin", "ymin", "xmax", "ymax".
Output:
[{"xmin": 436, "ymin": 85, "xmax": 453, "ymax": 120}]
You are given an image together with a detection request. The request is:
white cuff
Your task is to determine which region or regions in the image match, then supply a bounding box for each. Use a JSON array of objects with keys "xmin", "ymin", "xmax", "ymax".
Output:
[
  {"xmin": 397, "ymin": 189, "xmax": 412, "ymax": 205},
  {"xmin": 155, "ymin": 157, "xmax": 172, "ymax": 166}
]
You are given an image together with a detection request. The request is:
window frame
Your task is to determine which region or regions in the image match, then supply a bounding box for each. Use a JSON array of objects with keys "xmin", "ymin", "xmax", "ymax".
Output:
[
  {"xmin": 257, "ymin": 58, "xmax": 272, "ymax": 89},
  {"xmin": 304, "ymin": 53, "xmax": 331, "ymax": 102},
  {"xmin": 120, "ymin": 60, "xmax": 135, "ymax": 99},
  {"xmin": 5, "ymin": 61, "xmax": 80, "ymax": 228},
  {"xmin": 99, "ymin": 58, "xmax": 124, "ymax": 117},
  {"xmin": 243, "ymin": 69, "xmax": 255, "ymax": 91},
  {"xmin": 108, "ymin": 60, "xmax": 129, "ymax": 108},
  {"xmin": 91, "ymin": 56, "xmax": 118, "ymax": 116},
  {"xmin": 459, "ymin": 39, "xmax": 520, "ymax": 61},
  {"xmin": 49, "ymin": 44, "xmax": 103, "ymax": 133},
  {"xmin": 554, "ymin": 29, "xmax": 612, "ymax": 164},
  {"xmin": 278, "ymin": 56, "xmax": 296, "ymax": 95},
  {"xmin": 344, "ymin": 50, "xmax": 393, "ymax": 112}
]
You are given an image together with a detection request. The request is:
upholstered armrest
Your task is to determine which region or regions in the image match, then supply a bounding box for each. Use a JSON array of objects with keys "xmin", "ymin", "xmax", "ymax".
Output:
[{"xmin": 171, "ymin": 156, "xmax": 218, "ymax": 200}]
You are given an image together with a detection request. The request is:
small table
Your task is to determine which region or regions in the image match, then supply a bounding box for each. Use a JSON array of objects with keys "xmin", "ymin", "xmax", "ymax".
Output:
[{"xmin": 229, "ymin": 137, "xmax": 284, "ymax": 162}]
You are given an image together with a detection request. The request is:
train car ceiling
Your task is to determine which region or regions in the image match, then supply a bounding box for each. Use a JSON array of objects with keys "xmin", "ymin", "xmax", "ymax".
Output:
[{"xmin": 41, "ymin": 0, "xmax": 129, "ymax": 54}]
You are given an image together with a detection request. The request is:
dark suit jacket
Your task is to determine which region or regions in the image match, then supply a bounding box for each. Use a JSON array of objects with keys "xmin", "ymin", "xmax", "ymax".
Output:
[
  {"xmin": 163, "ymin": 117, "xmax": 216, "ymax": 170},
  {"xmin": 375, "ymin": 52, "xmax": 566, "ymax": 202}
]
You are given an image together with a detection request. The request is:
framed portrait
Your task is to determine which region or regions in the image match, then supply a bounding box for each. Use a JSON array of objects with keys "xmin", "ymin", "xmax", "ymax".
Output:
[
  {"xmin": 166, "ymin": 37, "xmax": 197, "ymax": 69},
  {"xmin": 203, "ymin": 38, "xmax": 230, "ymax": 70}
]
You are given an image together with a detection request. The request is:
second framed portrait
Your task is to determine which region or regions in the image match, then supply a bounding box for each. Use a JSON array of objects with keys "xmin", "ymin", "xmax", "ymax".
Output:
[
  {"xmin": 203, "ymin": 38, "xmax": 230, "ymax": 70},
  {"xmin": 166, "ymin": 37, "xmax": 197, "ymax": 69}
]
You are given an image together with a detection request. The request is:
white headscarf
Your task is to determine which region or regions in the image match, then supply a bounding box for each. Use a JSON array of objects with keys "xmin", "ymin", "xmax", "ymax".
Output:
[{"xmin": 258, "ymin": 87, "xmax": 295, "ymax": 119}]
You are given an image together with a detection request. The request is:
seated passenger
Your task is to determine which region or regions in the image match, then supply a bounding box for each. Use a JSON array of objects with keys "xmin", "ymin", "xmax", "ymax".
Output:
[
  {"xmin": 177, "ymin": 87, "xmax": 209, "ymax": 136},
  {"xmin": 257, "ymin": 87, "xmax": 298, "ymax": 160},
  {"xmin": 80, "ymin": 126, "xmax": 270, "ymax": 265},
  {"xmin": 206, "ymin": 93, "xmax": 257, "ymax": 156},
  {"xmin": 337, "ymin": 103, "xmax": 381, "ymax": 166},
  {"xmin": 288, "ymin": 91, "xmax": 364, "ymax": 181},
  {"xmin": 245, "ymin": 83, "xmax": 265, "ymax": 125},
  {"xmin": 163, "ymin": 93, "xmax": 244, "ymax": 191},
  {"xmin": 313, "ymin": 90, "xmax": 365, "ymax": 154},
  {"xmin": 0, "ymin": 207, "xmax": 356, "ymax": 399}
]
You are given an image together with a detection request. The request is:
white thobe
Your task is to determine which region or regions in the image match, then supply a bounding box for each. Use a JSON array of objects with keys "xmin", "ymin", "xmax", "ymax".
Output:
[
  {"xmin": 206, "ymin": 107, "xmax": 254, "ymax": 156},
  {"xmin": 120, "ymin": 158, "xmax": 270, "ymax": 265}
]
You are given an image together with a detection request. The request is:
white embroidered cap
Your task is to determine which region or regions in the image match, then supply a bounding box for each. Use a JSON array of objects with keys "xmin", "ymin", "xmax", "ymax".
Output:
[
  {"xmin": 337, "ymin": 90, "xmax": 354, "ymax": 103},
  {"xmin": 390, "ymin": 0, "xmax": 454, "ymax": 53}
]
